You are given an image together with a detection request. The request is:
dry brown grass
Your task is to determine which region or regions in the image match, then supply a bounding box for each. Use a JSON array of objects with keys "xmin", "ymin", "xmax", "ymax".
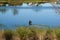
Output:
[
  {"xmin": 0, "ymin": 27, "xmax": 59, "ymax": 40},
  {"xmin": 0, "ymin": 30, "xmax": 5, "ymax": 40}
]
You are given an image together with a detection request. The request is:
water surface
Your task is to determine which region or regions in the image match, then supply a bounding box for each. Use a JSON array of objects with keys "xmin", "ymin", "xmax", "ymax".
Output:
[{"xmin": 0, "ymin": 3, "xmax": 60, "ymax": 29}]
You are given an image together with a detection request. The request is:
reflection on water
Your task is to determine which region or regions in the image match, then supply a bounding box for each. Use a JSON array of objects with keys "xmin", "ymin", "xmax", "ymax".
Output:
[
  {"xmin": 0, "ymin": 24, "xmax": 6, "ymax": 30},
  {"xmin": 0, "ymin": 8, "xmax": 18, "ymax": 15},
  {"xmin": 13, "ymin": 8, "xmax": 18, "ymax": 15},
  {"xmin": 32, "ymin": 7, "xmax": 43, "ymax": 12},
  {"xmin": 0, "ymin": 8, "xmax": 7, "ymax": 14},
  {"xmin": 0, "ymin": 7, "xmax": 60, "ymax": 15},
  {"xmin": 0, "ymin": 3, "xmax": 60, "ymax": 29}
]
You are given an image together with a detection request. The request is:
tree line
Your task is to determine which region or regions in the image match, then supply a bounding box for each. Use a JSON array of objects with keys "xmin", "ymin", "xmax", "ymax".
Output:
[{"xmin": 0, "ymin": 0, "xmax": 57, "ymax": 6}]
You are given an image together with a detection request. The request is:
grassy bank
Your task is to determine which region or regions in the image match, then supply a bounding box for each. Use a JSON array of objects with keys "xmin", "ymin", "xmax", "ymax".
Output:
[
  {"xmin": 0, "ymin": 0, "xmax": 56, "ymax": 6},
  {"xmin": 0, "ymin": 26, "xmax": 60, "ymax": 40}
]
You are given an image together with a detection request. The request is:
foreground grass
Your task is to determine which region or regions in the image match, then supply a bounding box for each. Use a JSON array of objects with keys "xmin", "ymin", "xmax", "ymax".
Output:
[{"xmin": 0, "ymin": 26, "xmax": 60, "ymax": 40}]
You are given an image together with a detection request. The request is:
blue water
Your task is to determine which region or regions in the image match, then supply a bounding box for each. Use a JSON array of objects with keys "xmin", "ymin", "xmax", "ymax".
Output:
[{"xmin": 0, "ymin": 3, "xmax": 60, "ymax": 29}]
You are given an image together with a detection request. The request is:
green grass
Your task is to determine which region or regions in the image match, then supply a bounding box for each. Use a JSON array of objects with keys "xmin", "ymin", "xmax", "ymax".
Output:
[
  {"xmin": 54, "ymin": 28, "xmax": 60, "ymax": 40},
  {"xmin": 0, "ymin": 26, "xmax": 60, "ymax": 40}
]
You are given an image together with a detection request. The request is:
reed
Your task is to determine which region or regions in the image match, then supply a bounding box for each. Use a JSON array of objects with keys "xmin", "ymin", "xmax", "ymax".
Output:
[{"xmin": 0, "ymin": 26, "xmax": 60, "ymax": 40}]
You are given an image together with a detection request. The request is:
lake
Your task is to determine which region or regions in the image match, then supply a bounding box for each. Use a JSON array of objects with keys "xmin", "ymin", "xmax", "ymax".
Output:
[{"xmin": 0, "ymin": 3, "xmax": 60, "ymax": 30}]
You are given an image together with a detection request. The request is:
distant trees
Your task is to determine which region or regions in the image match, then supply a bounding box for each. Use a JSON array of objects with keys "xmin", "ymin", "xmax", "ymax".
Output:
[
  {"xmin": 8, "ymin": 0, "xmax": 23, "ymax": 6},
  {"xmin": 0, "ymin": 0, "xmax": 57, "ymax": 6}
]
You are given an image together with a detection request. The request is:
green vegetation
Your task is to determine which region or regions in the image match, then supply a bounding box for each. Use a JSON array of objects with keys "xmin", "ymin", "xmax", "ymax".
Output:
[
  {"xmin": 3, "ymin": 30, "xmax": 13, "ymax": 40},
  {"xmin": 0, "ymin": 26, "xmax": 60, "ymax": 40},
  {"xmin": 54, "ymin": 28, "xmax": 60, "ymax": 40},
  {"xmin": 0, "ymin": 0, "xmax": 57, "ymax": 6}
]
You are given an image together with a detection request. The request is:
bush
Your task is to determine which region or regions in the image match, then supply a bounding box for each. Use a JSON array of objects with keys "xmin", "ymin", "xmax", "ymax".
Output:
[{"xmin": 3, "ymin": 30, "xmax": 13, "ymax": 40}]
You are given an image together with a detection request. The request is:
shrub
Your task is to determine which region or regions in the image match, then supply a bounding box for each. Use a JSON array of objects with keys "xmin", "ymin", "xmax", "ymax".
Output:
[{"xmin": 3, "ymin": 30, "xmax": 13, "ymax": 40}]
